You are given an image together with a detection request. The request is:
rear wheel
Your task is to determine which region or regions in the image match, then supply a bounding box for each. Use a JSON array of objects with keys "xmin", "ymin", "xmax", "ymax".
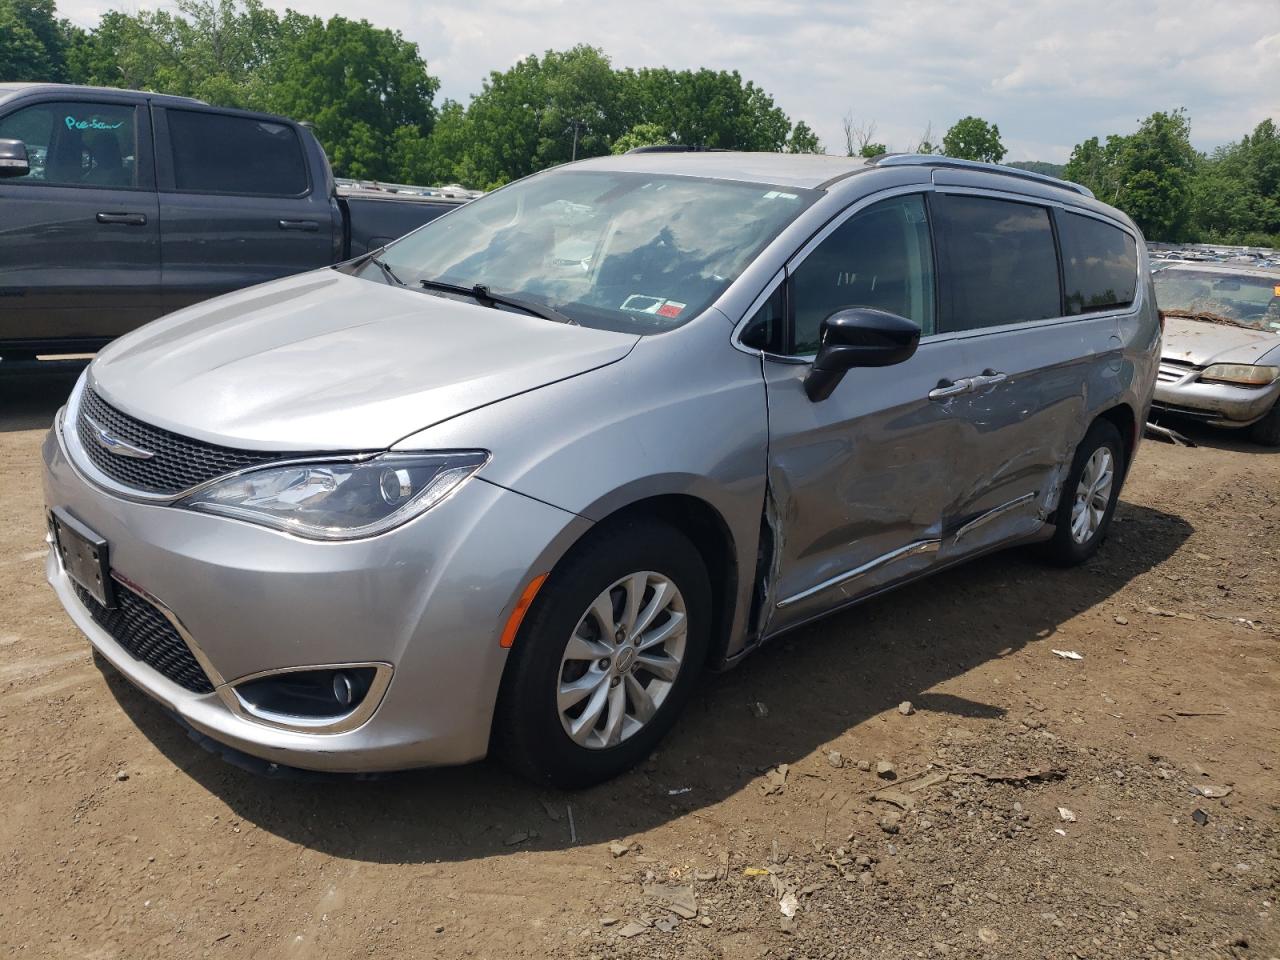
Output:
[
  {"xmin": 1041, "ymin": 420, "xmax": 1124, "ymax": 566},
  {"xmin": 493, "ymin": 520, "xmax": 711, "ymax": 789},
  {"xmin": 1248, "ymin": 401, "xmax": 1280, "ymax": 447}
]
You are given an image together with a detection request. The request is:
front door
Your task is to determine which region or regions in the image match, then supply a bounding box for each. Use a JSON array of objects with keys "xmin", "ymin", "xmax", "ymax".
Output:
[
  {"xmin": 0, "ymin": 97, "xmax": 160, "ymax": 350},
  {"xmin": 759, "ymin": 192, "xmax": 971, "ymax": 635}
]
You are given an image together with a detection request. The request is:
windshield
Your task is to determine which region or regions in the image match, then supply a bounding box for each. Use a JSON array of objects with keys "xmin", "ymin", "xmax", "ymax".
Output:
[
  {"xmin": 1153, "ymin": 268, "xmax": 1280, "ymax": 332},
  {"xmin": 360, "ymin": 169, "xmax": 816, "ymax": 333}
]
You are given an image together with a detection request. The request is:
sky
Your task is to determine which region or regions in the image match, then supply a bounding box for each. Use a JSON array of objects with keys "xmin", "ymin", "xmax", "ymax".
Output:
[{"xmin": 59, "ymin": 0, "xmax": 1280, "ymax": 163}]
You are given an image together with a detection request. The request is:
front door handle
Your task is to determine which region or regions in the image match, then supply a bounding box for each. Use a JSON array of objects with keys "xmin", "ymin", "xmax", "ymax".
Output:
[
  {"xmin": 969, "ymin": 370, "xmax": 1008, "ymax": 389},
  {"xmin": 928, "ymin": 378, "xmax": 973, "ymax": 400},
  {"xmin": 278, "ymin": 219, "xmax": 319, "ymax": 232},
  {"xmin": 96, "ymin": 212, "xmax": 147, "ymax": 226}
]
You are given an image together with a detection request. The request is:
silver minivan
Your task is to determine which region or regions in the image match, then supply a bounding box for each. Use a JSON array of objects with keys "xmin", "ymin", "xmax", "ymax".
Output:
[{"xmin": 43, "ymin": 152, "xmax": 1160, "ymax": 787}]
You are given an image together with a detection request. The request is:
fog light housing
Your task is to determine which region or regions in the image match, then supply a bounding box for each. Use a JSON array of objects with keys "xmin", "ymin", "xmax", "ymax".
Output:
[{"xmin": 226, "ymin": 663, "xmax": 391, "ymax": 732}]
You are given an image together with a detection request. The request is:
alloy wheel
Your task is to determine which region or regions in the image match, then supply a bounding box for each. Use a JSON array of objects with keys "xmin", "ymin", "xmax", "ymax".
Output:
[
  {"xmin": 556, "ymin": 571, "xmax": 687, "ymax": 750},
  {"xmin": 1070, "ymin": 446, "xmax": 1114, "ymax": 544}
]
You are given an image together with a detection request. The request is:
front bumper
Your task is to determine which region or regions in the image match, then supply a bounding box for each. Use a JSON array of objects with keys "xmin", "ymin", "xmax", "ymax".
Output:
[
  {"xmin": 42, "ymin": 414, "xmax": 589, "ymax": 772},
  {"xmin": 1152, "ymin": 361, "xmax": 1280, "ymax": 427}
]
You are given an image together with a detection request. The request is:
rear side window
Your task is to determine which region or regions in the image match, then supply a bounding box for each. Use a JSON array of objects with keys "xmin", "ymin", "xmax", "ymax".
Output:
[
  {"xmin": 166, "ymin": 110, "xmax": 307, "ymax": 196},
  {"xmin": 1058, "ymin": 212, "xmax": 1138, "ymax": 314},
  {"xmin": 933, "ymin": 194, "xmax": 1061, "ymax": 333},
  {"xmin": 0, "ymin": 101, "xmax": 138, "ymax": 188}
]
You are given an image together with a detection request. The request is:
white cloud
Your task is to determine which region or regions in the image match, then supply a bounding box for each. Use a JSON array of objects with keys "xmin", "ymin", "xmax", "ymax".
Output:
[{"xmin": 60, "ymin": 0, "xmax": 1280, "ymax": 162}]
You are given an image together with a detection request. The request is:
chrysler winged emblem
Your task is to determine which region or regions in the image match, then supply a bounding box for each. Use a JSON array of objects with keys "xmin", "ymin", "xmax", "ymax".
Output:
[{"xmin": 85, "ymin": 415, "xmax": 155, "ymax": 460}]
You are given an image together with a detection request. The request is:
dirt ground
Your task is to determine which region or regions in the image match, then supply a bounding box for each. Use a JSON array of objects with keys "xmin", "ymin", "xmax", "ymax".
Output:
[{"xmin": 1, "ymin": 371, "xmax": 1276, "ymax": 960}]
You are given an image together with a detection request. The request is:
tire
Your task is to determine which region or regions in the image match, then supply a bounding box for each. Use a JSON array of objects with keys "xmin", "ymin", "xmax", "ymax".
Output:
[
  {"xmin": 492, "ymin": 520, "xmax": 712, "ymax": 789},
  {"xmin": 1040, "ymin": 419, "xmax": 1124, "ymax": 567},
  {"xmin": 1248, "ymin": 401, "xmax": 1280, "ymax": 447}
]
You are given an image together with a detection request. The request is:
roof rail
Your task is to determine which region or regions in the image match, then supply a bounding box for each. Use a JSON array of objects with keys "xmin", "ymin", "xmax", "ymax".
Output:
[
  {"xmin": 625, "ymin": 145, "xmax": 728, "ymax": 154},
  {"xmin": 872, "ymin": 153, "xmax": 1094, "ymax": 199}
]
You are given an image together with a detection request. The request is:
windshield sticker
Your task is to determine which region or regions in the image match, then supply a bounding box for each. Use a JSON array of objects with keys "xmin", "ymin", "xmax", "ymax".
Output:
[
  {"xmin": 621, "ymin": 295, "xmax": 686, "ymax": 318},
  {"xmin": 65, "ymin": 116, "xmax": 123, "ymax": 131},
  {"xmin": 763, "ymin": 190, "xmax": 799, "ymax": 200},
  {"xmin": 1274, "ymin": 284, "xmax": 1280, "ymax": 297}
]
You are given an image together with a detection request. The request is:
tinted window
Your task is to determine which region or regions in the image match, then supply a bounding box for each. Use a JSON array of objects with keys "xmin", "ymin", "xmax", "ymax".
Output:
[
  {"xmin": 933, "ymin": 195, "xmax": 1060, "ymax": 332},
  {"xmin": 1058, "ymin": 212, "xmax": 1137, "ymax": 314},
  {"xmin": 0, "ymin": 101, "xmax": 137, "ymax": 188},
  {"xmin": 740, "ymin": 283, "xmax": 786, "ymax": 352},
  {"xmin": 790, "ymin": 194, "xmax": 935, "ymax": 354},
  {"xmin": 167, "ymin": 110, "xmax": 306, "ymax": 196}
]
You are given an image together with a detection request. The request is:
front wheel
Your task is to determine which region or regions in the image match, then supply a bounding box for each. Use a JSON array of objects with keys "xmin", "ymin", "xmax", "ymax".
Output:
[
  {"xmin": 1248, "ymin": 401, "xmax": 1280, "ymax": 447},
  {"xmin": 492, "ymin": 520, "xmax": 711, "ymax": 789},
  {"xmin": 1041, "ymin": 419, "xmax": 1124, "ymax": 566}
]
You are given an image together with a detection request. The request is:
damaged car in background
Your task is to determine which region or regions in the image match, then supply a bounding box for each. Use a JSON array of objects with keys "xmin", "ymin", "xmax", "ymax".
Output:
[
  {"xmin": 1151, "ymin": 262, "xmax": 1280, "ymax": 445},
  {"xmin": 42, "ymin": 152, "xmax": 1158, "ymax": 788}
]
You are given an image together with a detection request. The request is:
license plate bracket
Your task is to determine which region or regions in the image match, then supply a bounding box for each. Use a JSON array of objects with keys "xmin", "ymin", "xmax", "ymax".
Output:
[{"xmin": 51, "ymin": 507, "xmax": 115, "ymax": 608}]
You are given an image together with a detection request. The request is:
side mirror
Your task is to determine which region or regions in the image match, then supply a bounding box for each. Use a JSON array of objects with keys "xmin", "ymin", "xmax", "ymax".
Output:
[
  {"xmin": 804, "ymin": 307, "xmax": 920, "ymax": 402},
  {"xmin": 0, "ymin": 139, "xmax": 30, "ymax": 179}
]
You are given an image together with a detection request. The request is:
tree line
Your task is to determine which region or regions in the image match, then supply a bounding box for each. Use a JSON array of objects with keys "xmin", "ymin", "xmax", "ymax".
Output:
[{"xmin": 2, "ymin": 0, "xmax": 1275, "ymax": 245}]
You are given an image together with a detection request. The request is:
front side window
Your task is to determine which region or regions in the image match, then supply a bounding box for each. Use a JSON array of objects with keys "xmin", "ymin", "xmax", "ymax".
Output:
[
  {"xmin": 166, "ymin": 109, "xmax": 307, "ymax": 196},
  {"xmin": 0, "ymin": 101, "xmax": 137, "ymax": 188},
  {"xmin": 933, "ymin": 194, "xmax": 1061, "ymax": 333},
  {"xmin": 789, "ymin": 194, "xmax": 936, "ymax": 355},
  {"xmin": 1059, "ymin": 212, "xmax": 1138, "ymax": 314},
  {"xmin": 369, "ymin": 170, "xmax": 816, "ymax": 334}
]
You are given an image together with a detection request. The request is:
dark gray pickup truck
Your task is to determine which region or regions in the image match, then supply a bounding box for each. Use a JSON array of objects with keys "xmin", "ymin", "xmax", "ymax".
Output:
[{"xmin": 0, "ymin": 83, "xmax": 467, "ymax": 362}]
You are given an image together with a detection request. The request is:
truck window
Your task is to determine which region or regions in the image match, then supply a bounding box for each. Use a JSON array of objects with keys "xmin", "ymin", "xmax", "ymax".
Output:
[
  {"xmin": 1058, "ymin": 211, "xmax": 1138, "ymax": 314},
  {"xmin": 166, "ymin": 110, "xmax": 307, "ymax": 197},
  {"xmin": 0, "ymin": 101, "xmax": 138, "ymax": 188}
]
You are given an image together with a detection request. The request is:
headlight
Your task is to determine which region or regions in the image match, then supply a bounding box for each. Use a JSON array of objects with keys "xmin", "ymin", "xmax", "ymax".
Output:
[
  {"xmin": 179, "ymin": 451, "xmax": 488, "ymax": 540},
  {"xmin": 1199, "ymin": 364, "xmax": 1280, "ymax": 386}
]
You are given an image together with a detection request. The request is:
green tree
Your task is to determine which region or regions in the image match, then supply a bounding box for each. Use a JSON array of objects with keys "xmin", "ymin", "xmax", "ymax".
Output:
[
  {"xmin": 859, "ymin": 142, "xmax": 887, "ymax": 158},
  {"xmin": 257, "ymin": 13, "xmax": 438, "ymax": 179},
  {"xmin": 0, "ymin": 0, "xmax": 80, "ymax": 81},
  {"xmin": 622, "ymin": 66, "xmax": 791, "ymax": 152},
  {"xmin": 785, "ymin": 121, "xmax": 821, "ymax": 154},
  {"xmin": 1066, "ymin": 110, "xmax": 1198, "ymax": 241},
  {"xmin": 612, "ymin": 122, "xmax": 671, "ymax": 155},
  {"xmin": 942, "ymin": 116, "xmax": 1006, "ymax": 163},
  {"xmin": 1191, "ymin": 118, "xmax": 1280, "ymax": 244}
]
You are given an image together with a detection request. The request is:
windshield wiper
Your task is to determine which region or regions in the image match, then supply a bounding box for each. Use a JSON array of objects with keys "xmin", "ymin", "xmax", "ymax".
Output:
[
  {"xmin": 418, "ymin": 277, "xmax": 577, "ymax": 325},
  {"xmin": 368, "ymin": 255, "xmax": 405, "ymax": 287}
]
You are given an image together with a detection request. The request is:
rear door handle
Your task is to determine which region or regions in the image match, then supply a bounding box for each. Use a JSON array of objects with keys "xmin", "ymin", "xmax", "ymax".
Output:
[
  {"xmin": 928, "ymin": 378, "xmax": 973, "ymax": 400},
  {"xmin": 96, "ymin": 212, "xmax": 147, "ymax": 226},
  {"xmin": 969, "ymin": 370, "xmax": 1008, "ymax": 389},
  {"xmin": 278, "ymin": 219, "xmax": 319, "ymax": 232}
]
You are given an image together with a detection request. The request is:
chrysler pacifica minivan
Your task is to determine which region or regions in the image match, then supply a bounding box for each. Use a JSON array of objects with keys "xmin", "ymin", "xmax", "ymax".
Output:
[{"xmin": 43, "ymin": 152, "xmax": 1159, "ymax": 787}]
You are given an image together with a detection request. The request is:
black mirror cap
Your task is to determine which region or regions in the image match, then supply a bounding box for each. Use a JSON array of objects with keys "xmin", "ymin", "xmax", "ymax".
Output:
[
  {"xmin": 0, "ymin": 139, "xmax": 29, "ymax": 179},
  {"xmin": 805, "ymin": 307, "xmax": 921, "ymax": 401}
]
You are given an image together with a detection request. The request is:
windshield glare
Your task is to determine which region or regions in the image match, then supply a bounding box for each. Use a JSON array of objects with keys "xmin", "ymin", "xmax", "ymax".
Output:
[
  {"xmin": 368, "ymin": 170, "xmax": 815, "ymax": 333},
  {"xmin": 1154, "ymin": 268, "xmax": 1280, "ymax": 331}
]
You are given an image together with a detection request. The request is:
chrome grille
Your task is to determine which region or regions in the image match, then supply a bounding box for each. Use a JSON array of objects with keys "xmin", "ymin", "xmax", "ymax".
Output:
[
  {"xmin": 75, "ymin": 388, "xmax": 297, "ymax": 495},
  {"xmin": 1156, "ymin": 360, "xmax": 1197, "ymax": 384},
  {"xmin": 73, "ymin": 579, "xmax": 214, "ymax": 694}
]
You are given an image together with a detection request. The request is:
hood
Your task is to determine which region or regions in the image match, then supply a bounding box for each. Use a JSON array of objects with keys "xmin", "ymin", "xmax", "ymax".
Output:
[
  {"xmin": 91, "ymin": 270, "xmax": 639, "ymax": 450},
  {"xmin": 1160, "ymin": 316, "xmax": 1280, "ymax": 368}
]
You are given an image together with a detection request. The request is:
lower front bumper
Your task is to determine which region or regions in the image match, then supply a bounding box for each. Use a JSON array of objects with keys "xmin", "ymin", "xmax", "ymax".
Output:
[
  {"xmin": 1152, "ymin": 378, "xmax": 1278, "ymax": 428},
  {"xmin": 43, "ymin": 417, "xmax": 591, "ymax": 773}
]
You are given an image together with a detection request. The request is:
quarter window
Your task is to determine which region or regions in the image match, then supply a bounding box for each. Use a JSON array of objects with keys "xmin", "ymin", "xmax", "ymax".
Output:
[
  {"xmin": 1058, "ymin": 211, "xmax": 1138, "ymax": 314},
  {"xmin": 166, "ymin": 109, "xmax": 307, "ymax": 196},
  {"xmin": 790, "ymin": 194, "xmax": 936, "ymax": 354},
  {"xmin": 933, "ymin": 194, "xmax": 1061, "ymax": 332},
  {"xmin": 0, "ymin": 101, "xmax": 138, "ymax": 188}
]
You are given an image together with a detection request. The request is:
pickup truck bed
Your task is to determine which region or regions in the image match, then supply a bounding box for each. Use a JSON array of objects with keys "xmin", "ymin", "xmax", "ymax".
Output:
[{"xmin": 0, "ymin": 83, "xmax": 467, "ymax": 360}]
